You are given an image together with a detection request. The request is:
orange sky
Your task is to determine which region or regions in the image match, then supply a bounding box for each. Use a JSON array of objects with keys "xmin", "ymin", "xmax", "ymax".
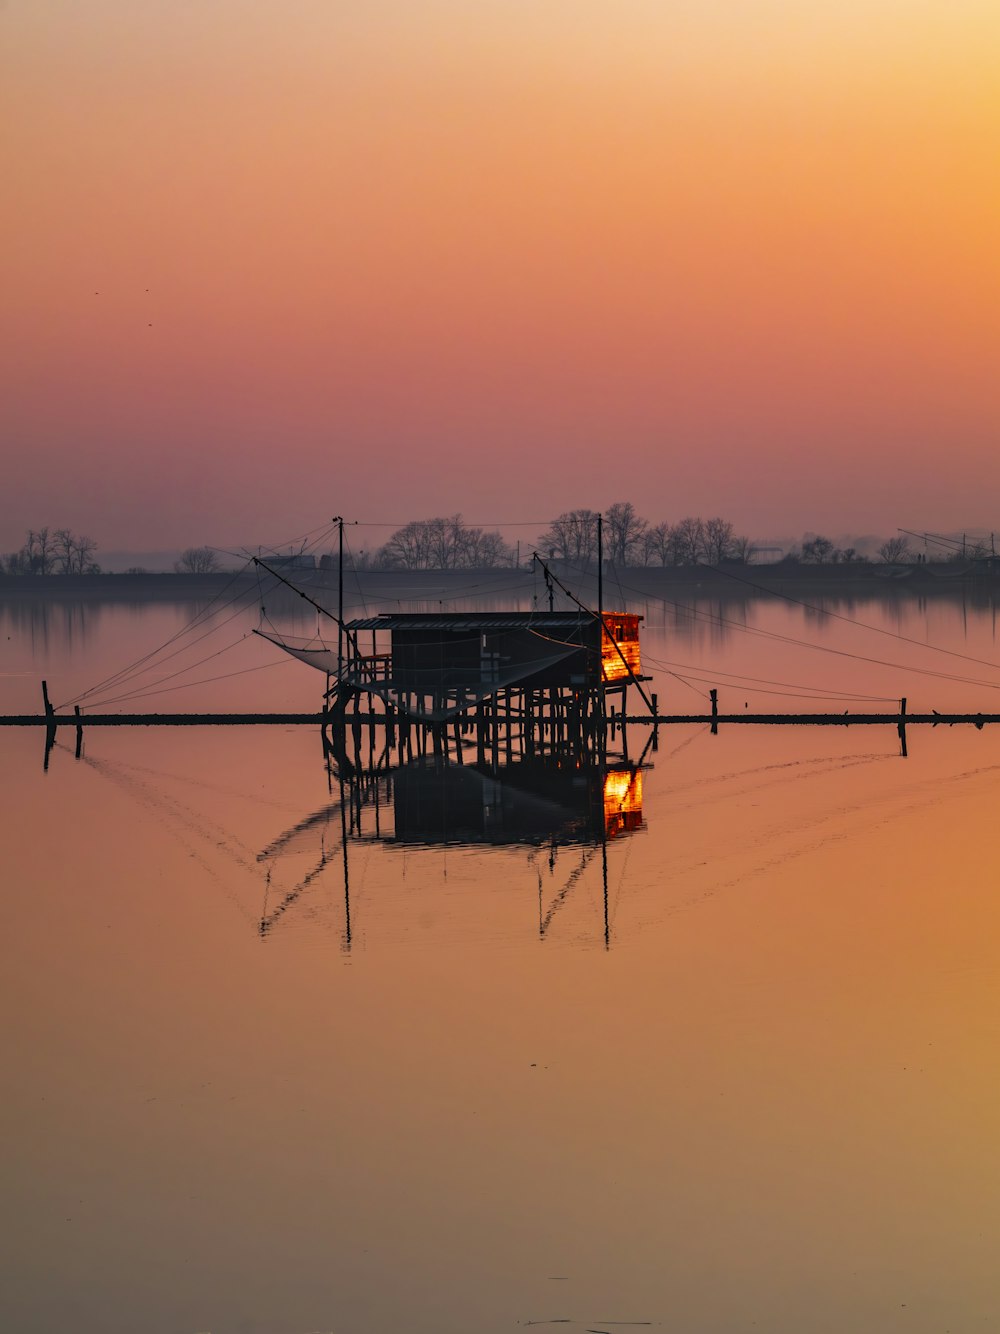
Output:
[{"xmin": 3, "ymin": 1, "xmax": 999, "ymax": 549}]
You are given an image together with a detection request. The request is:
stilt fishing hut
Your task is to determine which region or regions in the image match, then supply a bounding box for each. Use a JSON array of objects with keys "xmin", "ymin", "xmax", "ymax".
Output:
[{"xmin": 259, "ymin": 608, "xmax": 646, "ymax": 733}]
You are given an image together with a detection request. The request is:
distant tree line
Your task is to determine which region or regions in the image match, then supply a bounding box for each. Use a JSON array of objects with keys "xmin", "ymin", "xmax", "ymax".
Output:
[
  {"xmin": 2, "ymin": 517, "xmax": 982, "ymax": 578},
  {"xmin": 353, "ymin": 516, "xmax": 516, "ymax": 570},
  {"xmin": 339, "ymin": 509, "xmax": 950, "ymax": 571},
  {"xmin": 791, "ymin": 535, "xmax": 907, "ymax": 564},
  {"xmin": 2, "ymin": 527, "xmax": 99, "ymax": 575},
  {"xmin": 538, "ymin": 505, "xmax": 752, "ymax": 567}
]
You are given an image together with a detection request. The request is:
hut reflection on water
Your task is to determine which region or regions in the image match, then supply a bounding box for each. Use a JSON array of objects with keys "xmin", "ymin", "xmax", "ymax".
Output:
[{"xmin": 257, "ymin": 748, "xmax": 647, "ymax": 945}]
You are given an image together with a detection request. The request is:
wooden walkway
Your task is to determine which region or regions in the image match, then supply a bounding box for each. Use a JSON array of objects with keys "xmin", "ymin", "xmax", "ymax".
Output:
[{"xmin": 2, "ymin": 711, "xmax": 999, "ymax": 729}]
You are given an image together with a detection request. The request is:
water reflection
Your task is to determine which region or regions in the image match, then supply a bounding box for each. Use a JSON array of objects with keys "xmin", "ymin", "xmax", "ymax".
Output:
[{"xmin": 258, "ymin": 748, "xmax": 649, "ymax": 947}]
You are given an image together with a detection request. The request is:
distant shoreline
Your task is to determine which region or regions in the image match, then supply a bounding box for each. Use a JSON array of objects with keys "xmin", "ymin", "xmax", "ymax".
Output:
[{"xmin": 2, "ymin": 563, "xmax": 998, "ymax": 605}]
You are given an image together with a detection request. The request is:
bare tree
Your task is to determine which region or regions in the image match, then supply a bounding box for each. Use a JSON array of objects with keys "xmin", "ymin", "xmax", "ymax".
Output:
[
  {"xmin": 801, "ymin": 535, "xmax": 836, "ymax": 564},
  {"xmin": 26, "ymin": 527, "xmax": 55, "ymax": 574},
  {"xmin": 427, "ymin": 515, "xmax": 462, "ymax": 569},
  {"xmin": 69, "ymin": 534, "xmax": 98, "ymax": 573},
  {"xmin": 2, "ymin": 549, "xmax": 31, "ymax": 574},
  {"xmin": 604, "ymin": 501, "xmax": 647, "ymax": 567},
  {"xmin": 878, "ymin": 536, "xmax": 910, "ymax": 564},
  {"xmin": 469, "ymin": 528, "xmax": 515, "ymax": 567},
  {"xmin": 538, "ymin": 510, "xmax": 599, "ymax": 566},
  {"xmin": 4, "ymin": 527, "xmax": 98, "ymax": 574},
  {"xmin": 700, "ymin": 517, "xmax": 736, "ymax": 564},
  {"xmin": 380, "ymin": 521, "xmax": 432, "ymax": 569},
  {"xmin": 641, "ymin": 521, "xmax": 672, "ymax": 566},
  {"xmin": 670, "ymin": 516, "xmax": 705, "ymax": 565},
  {"xmin": 175, "ymin": 546, "xmax": 220, "ymax": 574},
  {"xmin": 54, "ymin": 528, "xmax": 76, "ymax": 574},
  {"xmin": 377, "ymin": 516, "xmax": 513, "ymax": 569}
]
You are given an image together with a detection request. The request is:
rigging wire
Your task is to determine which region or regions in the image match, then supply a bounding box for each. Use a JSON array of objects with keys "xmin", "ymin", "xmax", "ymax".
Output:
[
  {"xmin": 74, "ymin": 523, "xmax": 341, "ymax": 710},
  {"xmin": 663, "ymin": 670, "xmax": 712, "ymax": 702},
  {"xmin": 78, "ymin": 655, "xmax": 297, "ymax": 709},
  {"xmin": 81, "ymin": 636, "xmax": 253, "ymax": 708},
  {"xmin": 78, "ymin": 588, "xmax": 267, "ymax": 710},
  {"xmin": 702, "ymin": 560, "xmax": 1000, "ymax": 676},
  {"xmin": 639, "ymin": 651, "xmax": 898, "ymax": 703},
  {"xmin": 58, "ymin": 558, "xmax": 258, "ymax": 708},
  {"xmin": 555, "ymin": 558, "xmax": 1000, "ymax": 694}
]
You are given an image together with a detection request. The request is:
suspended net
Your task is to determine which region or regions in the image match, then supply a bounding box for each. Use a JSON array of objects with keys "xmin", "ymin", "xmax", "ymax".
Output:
[{"xmin": 254, "ymin": 628, "xmax": 582, "ymax": 722}]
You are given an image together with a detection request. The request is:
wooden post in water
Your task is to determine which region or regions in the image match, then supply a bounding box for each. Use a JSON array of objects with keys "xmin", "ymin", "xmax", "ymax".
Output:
[
  {"xmin": 74, "ymin": 705, "xmax": 83, "ymax": 759},
  {"xmin": 42, "ymin": 680, "xmax": 56, "ymax": 771},
  {"xmin": 710, "ymin": 688, "xmax": 719, "ymax": 736},
  {"xmin": 898, "ymin": 696, "xmax": 908, "ymax": 757}
]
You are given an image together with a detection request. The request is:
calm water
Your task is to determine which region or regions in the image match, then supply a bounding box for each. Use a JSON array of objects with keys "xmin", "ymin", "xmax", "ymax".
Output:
[{"xmin": 3, "ymin": 582, "xmax": 1000, "ymax": 1333}]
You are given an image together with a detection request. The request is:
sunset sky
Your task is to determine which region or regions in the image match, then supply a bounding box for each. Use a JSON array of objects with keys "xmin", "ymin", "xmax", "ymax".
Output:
[{"xmin": 4, "ymin": 1, "xmax": 999, "ymax": 551}]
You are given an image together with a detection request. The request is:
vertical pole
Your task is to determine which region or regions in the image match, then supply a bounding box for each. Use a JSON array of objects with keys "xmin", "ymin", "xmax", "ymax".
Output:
[
  {"xmin": 337, "ymin": 516, "xmax": 344, "ymax": 677},
  {"xmin": 651, "ymin": 691, "xmax": 659, "ymax": 751},
  {"xmin": 602, "ymin": 835, "xmax": 610, "ymax": 951},
  {"xmin": 597, "ymin": 512, "xmax": 603, "ymax": 626},
  {"xmin": 898, "ymin": 696, "xmax": 908, "ymax": 758},
  {"xmin": 710, "ymin": 688, "xmax": 719, "ymax": 735},
  {"xmin": 74, "ymin": 705, "xmax": 83, "ymax": 759},
  {"xmin": 597, "ymin": 512, "xmax": 604, "ymax": 745},
  {"xmin": 339, "ymin": 777, "xmax": 352, "ymax": 951}
]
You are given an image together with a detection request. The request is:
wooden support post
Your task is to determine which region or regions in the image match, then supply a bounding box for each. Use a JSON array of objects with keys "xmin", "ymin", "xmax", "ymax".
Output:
[
  {"xmin": 898, "ymin": 696, "xmax": 908, "ymax": 757},
  {"xmin": 710, "ymin": 688, "xmax": 719, "ymax": 736},
  {"xmin": 42, "ymin": 680, "xmax": 56, "ymax": 771},
  {"xmin": 651, "ymin": 692, "xmax": 659, "ymax": 752},
  {"xmin": 480, "ymin": 704, "xmax": 490, "ymax": 768},
  {"xmin": 74, "ymin": 705, "xmax": 83, "ymax": 759}
]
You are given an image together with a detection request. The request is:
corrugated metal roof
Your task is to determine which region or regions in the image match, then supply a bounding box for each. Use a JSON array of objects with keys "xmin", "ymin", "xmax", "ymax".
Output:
[{"xmin": 345, "ymin": 612, "xmax": 594, "ymax": 632}]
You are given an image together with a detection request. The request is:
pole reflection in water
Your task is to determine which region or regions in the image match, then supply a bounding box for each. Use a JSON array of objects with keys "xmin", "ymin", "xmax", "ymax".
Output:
[{"xmin": 256, "ymin": 742, "xmax": 649, "ymax": 948}]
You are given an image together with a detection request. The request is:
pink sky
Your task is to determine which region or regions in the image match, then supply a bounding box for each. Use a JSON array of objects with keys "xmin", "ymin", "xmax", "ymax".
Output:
[{"xmin": 3, "ymin": 1, "xmax": 999, "ymax": 551}]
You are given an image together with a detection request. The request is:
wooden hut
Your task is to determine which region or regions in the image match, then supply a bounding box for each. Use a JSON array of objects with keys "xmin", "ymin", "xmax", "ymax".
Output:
[{"xmin": 338, "ymin": 610, "xmax": 645, "ymax": 721}]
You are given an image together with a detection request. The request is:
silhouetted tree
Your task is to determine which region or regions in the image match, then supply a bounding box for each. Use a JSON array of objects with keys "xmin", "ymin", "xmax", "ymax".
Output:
[
  {"xmin": 538, "ymin": 510, "xmax": 599, "ymax": 566},
  {"xmin": 878, "ymin": 536, "xmax": 910, "ymax": 564},
  {"xmin": 2, "ymin": 527, "xmax": 99, "ymax": 574},
  {"xmin": 54, "ymin": 528, "xmax": 99, "ymax": 574},
  {"xmin": 701, "ymin": 517, "xmax": 736, "ymax": 564},
  {"xmin": 642, "ymin": 522, "xmax": 672, "ymax": 566},
  {"xmin": 175, "ymin": 546, "xmax": 220, "ymax": 574},
  {"xmin": 801, "ymin": 535, "xmax": 836, "ymax": 563},
  {"xmin": 377, "ymin": 516, "xmax": 513, "ymax": 569},
  {"xmin": 605, "ymin": 501, "xmax": 647, "ymax": 566},
  {"xmin": 669, "ymin": 517, "xmax": 704, "ymax": 565}
]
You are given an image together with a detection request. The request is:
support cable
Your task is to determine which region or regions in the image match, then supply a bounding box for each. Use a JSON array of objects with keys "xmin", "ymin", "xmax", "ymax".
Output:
[{"xmin": 58, "ymin": 558, "xmax": 258, "ymax": 709}]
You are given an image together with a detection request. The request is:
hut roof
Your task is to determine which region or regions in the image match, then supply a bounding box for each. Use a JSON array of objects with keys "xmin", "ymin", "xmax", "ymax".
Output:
[{"xmin": 345, "ymin": 611, "xmax": 600, "ymax": 632}]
